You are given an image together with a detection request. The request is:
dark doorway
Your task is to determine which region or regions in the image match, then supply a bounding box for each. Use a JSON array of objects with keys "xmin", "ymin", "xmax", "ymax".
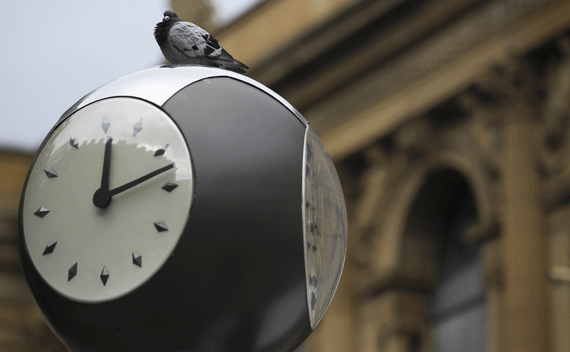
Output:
[{"xmin": 405, "ymin": 168, "xmax": 486, "ymax": 351}]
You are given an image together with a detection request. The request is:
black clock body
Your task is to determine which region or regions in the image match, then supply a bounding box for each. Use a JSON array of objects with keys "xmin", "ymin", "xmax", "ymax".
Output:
[{"xmin": 19, "ymin": 69, "xmax": 312, "ymax": 352}]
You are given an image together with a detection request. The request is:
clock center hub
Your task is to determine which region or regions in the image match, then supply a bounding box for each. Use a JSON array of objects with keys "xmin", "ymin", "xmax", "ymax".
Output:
[{"xmin": 93, "ymin": 188, "xmax": 112, "ymax": 208}]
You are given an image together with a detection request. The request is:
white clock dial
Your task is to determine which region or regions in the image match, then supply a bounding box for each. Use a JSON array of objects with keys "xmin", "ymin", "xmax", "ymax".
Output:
[
  {"xmin": 302, "ymin": 126, "xmax": 347, "ymax": 328},
  {"xmin": 22, "ymin": 97, "xmax": 194, "ymax": 303}
]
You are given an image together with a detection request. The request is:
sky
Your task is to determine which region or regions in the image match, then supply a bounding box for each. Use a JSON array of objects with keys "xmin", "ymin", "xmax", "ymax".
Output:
[
  {"xmin": 0, "ymin": 0, "xmax": 262, "ymax": 153},
  {"xmin": 211, "ymin": 0, "xmax": 263, "ymax": 24}
]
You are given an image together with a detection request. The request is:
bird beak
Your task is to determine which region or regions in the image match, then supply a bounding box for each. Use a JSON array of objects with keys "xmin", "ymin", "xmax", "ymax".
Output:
[{"xmin": 163, "ymin": 16, "xmax": 170, "ymax": 22}]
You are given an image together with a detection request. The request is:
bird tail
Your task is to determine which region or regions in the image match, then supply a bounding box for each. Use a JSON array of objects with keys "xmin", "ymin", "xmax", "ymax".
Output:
[{"xmin": 214, "ymin": 49, "xmax": 249, "ymax": 74}]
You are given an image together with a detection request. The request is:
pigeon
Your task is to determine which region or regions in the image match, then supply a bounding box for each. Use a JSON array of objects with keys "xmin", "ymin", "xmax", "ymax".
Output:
[{"xmin": 154, "ymin": 10, "xmax": 249, "ymax": 74}]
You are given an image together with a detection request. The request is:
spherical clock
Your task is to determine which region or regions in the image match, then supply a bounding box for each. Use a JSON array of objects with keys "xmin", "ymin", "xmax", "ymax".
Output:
[
  {"xmin": 22, "ymin": 97, "xmax": 193, "ymax": 303},
  {"xmin": 19, "ymin": 66, "xmax": 347, "ymax": 352}
]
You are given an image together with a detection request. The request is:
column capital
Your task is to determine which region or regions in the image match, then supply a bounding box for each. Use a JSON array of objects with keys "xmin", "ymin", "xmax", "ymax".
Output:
[
  {"xmin": 474, "ymin": 59, "xmax": 540, "ymax": 122},
  {"xmin": 394, "ymin": 118, "xmax": 435, "ymax": 159},
  {"xmin": 539, "ymin": 36, "xmax": 570, "ymax": 177}
]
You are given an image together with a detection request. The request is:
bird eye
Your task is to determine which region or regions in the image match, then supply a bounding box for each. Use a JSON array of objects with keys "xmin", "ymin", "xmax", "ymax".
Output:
[{"xmin": 163, "ymin": 16, "xmax": 170, "ymax": 22}]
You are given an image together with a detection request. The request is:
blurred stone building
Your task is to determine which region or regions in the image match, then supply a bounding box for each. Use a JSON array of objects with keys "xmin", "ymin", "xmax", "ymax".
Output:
[{"xmin": 3, "ymin": 0, "xmax": 570, "ymax": 351}]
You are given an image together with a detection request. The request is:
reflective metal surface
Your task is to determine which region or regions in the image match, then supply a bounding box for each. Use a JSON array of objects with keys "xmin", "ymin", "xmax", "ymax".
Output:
[
  {"xmin": 21, "ymin": 75, "xmax": 312, "ymax": 352},
  {"xmin": 302, "ymin": 125, "xmax": 347, "ymax": 328},
  {"xmin": 76, "ymin": 65, "xmax": 308, "ymax": 126}
]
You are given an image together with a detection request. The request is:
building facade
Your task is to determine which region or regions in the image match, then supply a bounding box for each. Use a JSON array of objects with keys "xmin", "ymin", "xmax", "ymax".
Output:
[
  {"xmin": 210, "ymin": 0, "xmax": 570, "ymax": 351},
  {"xmin": 2, "ymin": 0, "xmax": 570, "ymax": 351}
]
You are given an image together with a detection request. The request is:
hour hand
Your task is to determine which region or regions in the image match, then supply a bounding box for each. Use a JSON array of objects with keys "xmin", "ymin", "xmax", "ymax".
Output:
[{"xmin": 101, "ymin": 137, "xmax": 112, "ymax": 191}]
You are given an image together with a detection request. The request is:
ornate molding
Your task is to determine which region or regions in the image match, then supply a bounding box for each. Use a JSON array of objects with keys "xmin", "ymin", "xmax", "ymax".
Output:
[
  {"xmin": 473, "ymin": 58, "xmax": 541, "ymax": 121},
  {"xmin": 456, "ymin": 89, "xmax": 505, "ymax": 161},
  {"xmin": 394, "ymin": 118, "xmax": 435, "ymax": 160},
  {"xmin": 306, "ymin": 0, "xmax": 558, "ymax": 137},
  {"xmin": 539, "ymin": 36, "xmax": 570, "ymax": 177}
]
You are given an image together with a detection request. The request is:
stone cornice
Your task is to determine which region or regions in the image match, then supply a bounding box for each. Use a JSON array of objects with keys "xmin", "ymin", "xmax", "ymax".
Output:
[
  {"xmin": 319, "ymin": 0, "xmax": 570, "ymax": 161},
  {"xmin": 214, "ymin": 0, "xmax": 361, "ymax": 70}
]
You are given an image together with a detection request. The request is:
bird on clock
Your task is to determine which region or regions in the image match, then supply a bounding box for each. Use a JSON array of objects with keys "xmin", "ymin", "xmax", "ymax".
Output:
[{"xmin": 154, "ymin": 10, "xmax": 249, "ymax": 74}]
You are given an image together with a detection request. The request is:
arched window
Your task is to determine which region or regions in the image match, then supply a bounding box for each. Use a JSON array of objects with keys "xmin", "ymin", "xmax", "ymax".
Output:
[{"xmin": 424, "ymin": 170, "xmax": 486, "ymax": 352}]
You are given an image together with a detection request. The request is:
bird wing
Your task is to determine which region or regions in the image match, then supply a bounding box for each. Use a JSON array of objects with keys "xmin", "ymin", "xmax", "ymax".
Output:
[{"xmin": 168, "ymin": 22, "xmax": 224, "ymax": 59}]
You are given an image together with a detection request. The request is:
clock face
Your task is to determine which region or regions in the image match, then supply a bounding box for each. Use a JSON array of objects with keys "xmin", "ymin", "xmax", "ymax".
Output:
[{"xmin": 22, "ymin": 97, "xmax": 194, "ymax": 303}]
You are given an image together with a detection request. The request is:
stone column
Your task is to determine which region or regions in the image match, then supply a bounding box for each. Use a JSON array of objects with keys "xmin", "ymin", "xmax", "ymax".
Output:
[
  {"xmin": 501, "ymin": 64, "xmax": 548, "ymax": 352},
  {"xmin": 480, "ymin": 238, "xmax": 505, "ymax": 352}
]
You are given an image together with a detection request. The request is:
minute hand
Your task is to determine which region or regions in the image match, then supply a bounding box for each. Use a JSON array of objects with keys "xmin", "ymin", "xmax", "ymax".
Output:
[{"xmin": 109, "ymin": 163, "xmax": 174, "ymax": 197}]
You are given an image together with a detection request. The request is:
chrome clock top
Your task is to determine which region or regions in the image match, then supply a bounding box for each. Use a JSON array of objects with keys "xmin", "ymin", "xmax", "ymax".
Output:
[
  {"xmin": 74, "ymin": 66, "xmax": 308, "ymax": 126},
  {"xmin": 22, "ymin": 97, "xmax": 194, "ymax": 303}
]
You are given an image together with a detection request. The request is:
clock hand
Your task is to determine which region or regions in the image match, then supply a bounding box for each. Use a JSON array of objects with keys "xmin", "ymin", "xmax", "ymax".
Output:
[
  {"xmin": 101, "ymin": 137, "xmax": 112, "ymax": 191},
  {"xmin": 93, "ymin": 138, "xmax": 114, "ymax": 208},
  {"xmin": 108, "ymin": 163, "xmax": 175, "ymax": 197},
  {"xmin": 93, "ymin": 163, "xmax": 174, "ymax": 209}
]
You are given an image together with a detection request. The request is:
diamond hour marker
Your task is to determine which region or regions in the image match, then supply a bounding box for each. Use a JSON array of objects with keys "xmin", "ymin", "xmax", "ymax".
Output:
[
  {"xmin": 133, "ymin": 118, "xmax": 143, "ymax": 136},
  {"xmin": 101, "ymin": 116, "xmax": 111, "ymax": 134},
  {"xmin": 132, "ymin": 252, "xmax": 142, "ymax": 267},
  {"xmin": 162, "ymin": 181, "xmax": 178, "ymax": 192},
  {"xmin": 311, "ymin": 275, "xmax": 318, "ymax": 287},
  {"xmin": 44, "ymin": 167, "xmax": 58, "ymax": 178},
  {"xmin": 310, "ymin": 292, "xmax": 317, "ymax": 310},
  {"xmin": 100, "ymin": 266, "xmax": 110, "ymax": 286},
  {"xmin": 42, "ymin": 242, "xmax": 57, "ymax": 255},
  {"xmin": 154, "ymin": 144, "xmax": 169, "ymax": 157},
  {"xmin": 34, "ymin": 207, "xmax": 50, "ymax": 218},
  {"xmin": 307, "ymin": 241, "xmax": 317, "ymax": 253},
  {"xmin": 70, "ymin": 134, "xmax": 79, "ymax": 149},
  {"xmin": 154, "ymin": 221, "xmax": 169, "ymax": 232},
  {"xmin": 68, "ymin": 263, "xmax": 77, "ymax": 281}
]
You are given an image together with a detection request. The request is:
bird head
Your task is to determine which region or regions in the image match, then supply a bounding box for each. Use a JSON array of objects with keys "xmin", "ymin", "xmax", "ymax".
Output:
[
  {"xmin": 155, "ymin": 10, "xmax": 181, "ymax": 44},
  {"xmin": 162, "ymin": 10, "xmax": 180, "ymax": 23}
]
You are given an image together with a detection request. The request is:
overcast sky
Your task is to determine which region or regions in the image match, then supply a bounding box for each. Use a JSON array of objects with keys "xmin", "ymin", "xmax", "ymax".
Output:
[{"xmin": 0, "ymin": 0, "xmax": 262, "ymax": 153}]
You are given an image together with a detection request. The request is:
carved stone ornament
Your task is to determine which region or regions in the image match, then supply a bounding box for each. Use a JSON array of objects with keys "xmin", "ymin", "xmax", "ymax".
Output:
[
  {"xmin": 540, "ymin": 36, "xmax": 570, "ymax": 177},
  {"xmin": 394, "ymin": 118, "xmax": 435, "ymax": 159}
]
